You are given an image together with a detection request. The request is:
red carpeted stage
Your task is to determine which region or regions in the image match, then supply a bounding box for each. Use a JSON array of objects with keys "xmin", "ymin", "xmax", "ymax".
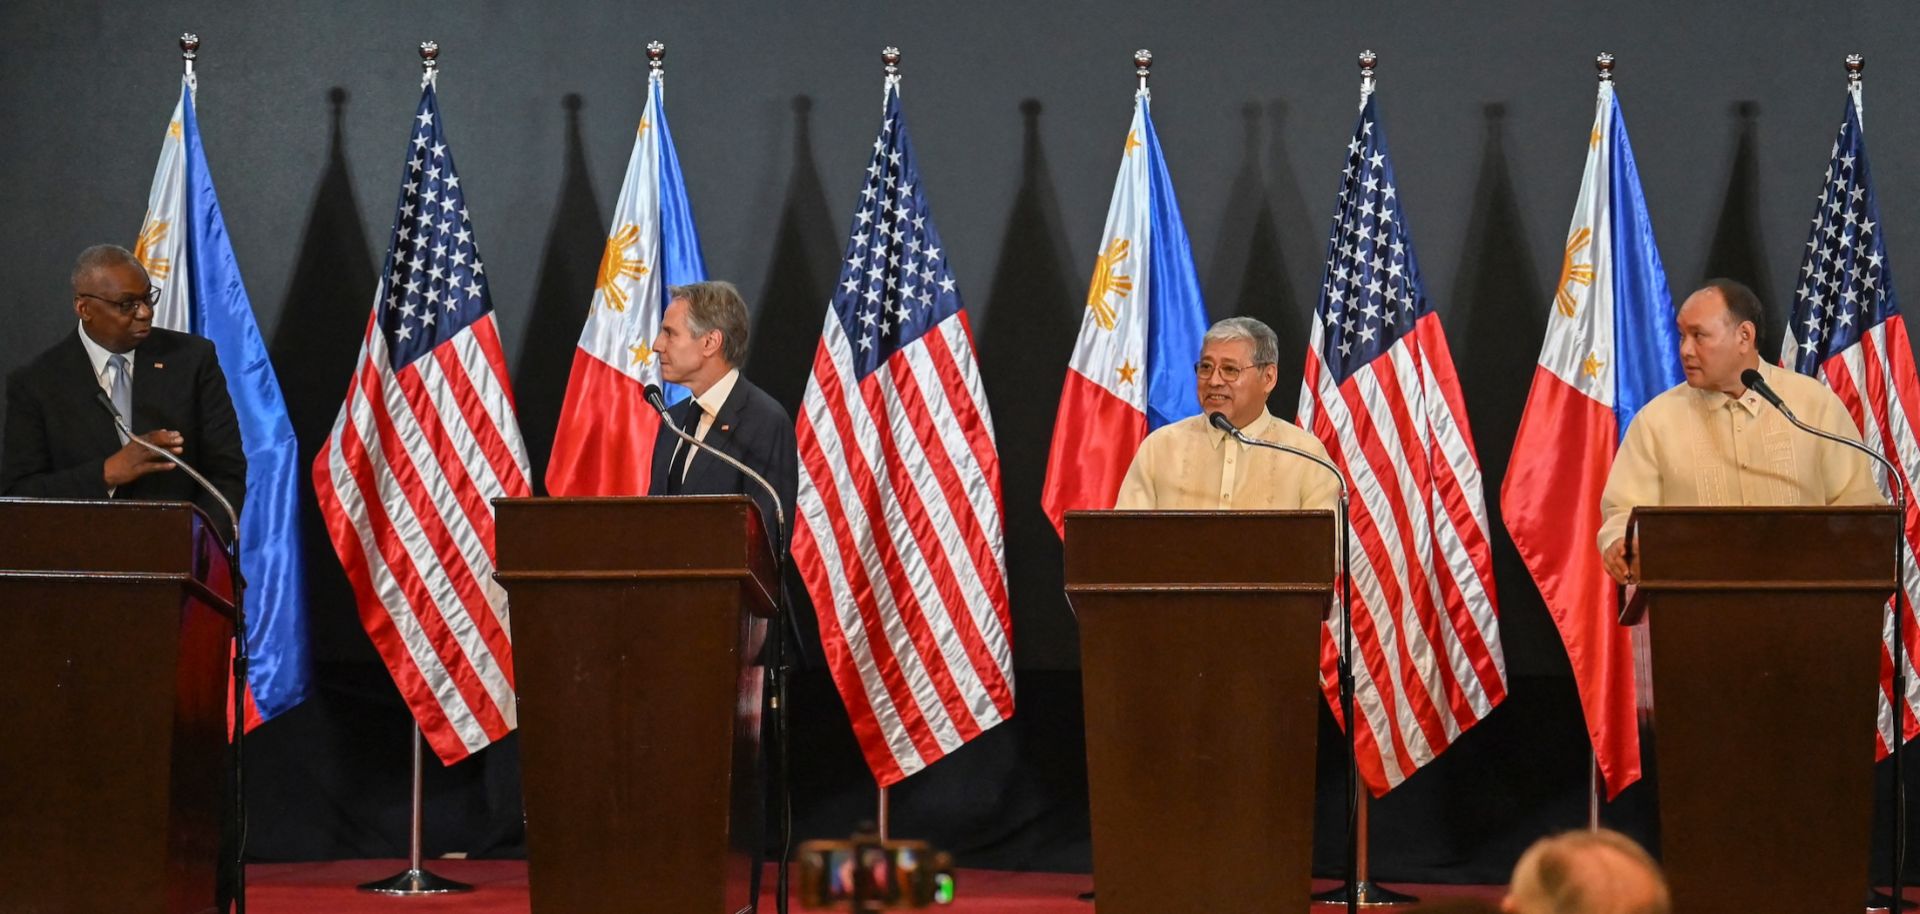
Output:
[{"xmin": 248, "ymin": 860, "xmax": 1512, "ymax": 912}]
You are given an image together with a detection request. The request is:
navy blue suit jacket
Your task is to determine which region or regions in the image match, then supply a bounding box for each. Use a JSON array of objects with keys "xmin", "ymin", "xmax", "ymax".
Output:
[{"xmin": 647, "ymin": 373, "xmax": 797, "ymax": 550}]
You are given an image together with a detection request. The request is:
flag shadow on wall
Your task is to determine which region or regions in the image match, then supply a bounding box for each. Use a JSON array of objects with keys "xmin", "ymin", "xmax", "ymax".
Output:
[
  {"xmin": 516, "ymin": 93, "xmax": 606, "ymax": 494},
  {"xmin": 977, "ymin": 98, "xmax": 1082, "ymax": 671}
]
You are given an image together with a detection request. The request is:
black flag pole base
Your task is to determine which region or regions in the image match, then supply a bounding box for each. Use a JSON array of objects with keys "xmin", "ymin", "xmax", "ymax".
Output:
[
  {"xmin": 1311, "ymin": 880, "xmax": 1420, "ymax": 907},
  {"xmin": 1867, "ymin": 888, "xmax": 1919, "ymax": 912},
  {"xmin": 356, "ymin": 868, "xmax": 474, "ymax": 895}
]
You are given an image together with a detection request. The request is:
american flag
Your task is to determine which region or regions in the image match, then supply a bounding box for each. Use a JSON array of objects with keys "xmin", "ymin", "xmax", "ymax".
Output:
[
  {"xmin": 1780, "ymin": 80, "xmax": 1920, "ymax": 756},
  {"xmin": 313, "ymin": 70, "xmax": 531, "ymax": 765},
  {"xmin": 793, "ymin": 69, "xmax": 1015, "ymax": 786},
  {"xmin": 1296, "ymin": 86, "xmax": 1507, "ymax": 794}
]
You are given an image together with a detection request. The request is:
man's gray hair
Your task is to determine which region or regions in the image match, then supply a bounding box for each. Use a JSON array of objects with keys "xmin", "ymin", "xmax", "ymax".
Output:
[
  {"xmin": 670, "ymin": 280, "xmax": 751, "ymax": 366},
  {"xmin": 71, "ymin": 244, "xmax": 144, "ymax": 289},
  {"xmin": 1203, "ymin": 316, "xmax": 1279, "ymax": 365}
]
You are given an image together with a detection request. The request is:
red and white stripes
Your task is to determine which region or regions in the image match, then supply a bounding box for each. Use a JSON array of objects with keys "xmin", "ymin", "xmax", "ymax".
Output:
[
  {"xmin": 316, "ymin": 317, "xmax": 530, "ymax": 763},
  {"xmin": 795, "ymin": 310, "xmax": 1014, "ymax": 785},
  {"xmin": 1299, "ymin": 313, "xmax": 1507, "ymax": 793}
]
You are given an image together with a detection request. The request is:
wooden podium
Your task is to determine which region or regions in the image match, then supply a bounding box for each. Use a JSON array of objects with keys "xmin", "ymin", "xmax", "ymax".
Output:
[
  {"xmin": 1063, "ymin": 510, "xmax": 1336, "ymax": 914},
  {"xmin": 1625, "ymin": 505, "xmax": 1900, "ymax": 914},
  {"xmin": 495, "ymin": 495, "xmax": 777, "ymax": 914},
  {"xmin": 0, "ymin": 498, "xmax": 234, "ymax": 914}
]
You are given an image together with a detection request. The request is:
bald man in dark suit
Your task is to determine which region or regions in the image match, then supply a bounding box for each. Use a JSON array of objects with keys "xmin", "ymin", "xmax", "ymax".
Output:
[{"xmin": 1, "ymin": 244, "xmax": 245, "ymax": 532}]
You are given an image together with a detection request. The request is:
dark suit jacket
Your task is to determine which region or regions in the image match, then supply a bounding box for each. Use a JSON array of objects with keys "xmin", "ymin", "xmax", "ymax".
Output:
[
  {"xmin": 1, "ymin": 327, "xmax": 247, "ymax": 533},
  {"xmin": 648, "ymin": 373, "xmax": 798, "ymax": 550}
]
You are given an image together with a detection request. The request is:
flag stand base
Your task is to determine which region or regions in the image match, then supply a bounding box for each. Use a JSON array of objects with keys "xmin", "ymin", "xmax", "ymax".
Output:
[
  {"xmin": 1867, "ymin": 888, "xmax": 1918, "ymax": 912},
  {"xmin": 356, "ymin": 726, "xmax": 473, "ymax": 896},
  {"xmin": 1316, "ymin": 796, "xmax": 1417, "ymax": 907},
  {"xmin": 357, "ymin": 868, "xmax": 473, "ymax": 895},
  {"xmin": 1311, "ymin": 881, "xmax": 1420, "ymax": 907}
]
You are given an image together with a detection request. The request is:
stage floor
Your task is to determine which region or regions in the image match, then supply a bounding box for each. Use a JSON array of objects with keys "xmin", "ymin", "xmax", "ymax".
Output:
[{"xmin": 249, "ymin": 859, "xmax": 1511, "ymax": 912}]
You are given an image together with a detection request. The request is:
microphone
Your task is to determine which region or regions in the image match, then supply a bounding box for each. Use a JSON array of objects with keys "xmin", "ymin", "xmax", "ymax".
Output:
[
  {"xmin": 1739, "ymin": 368, "xmax": 1799, "ymax": 422},
  {"xmin": 1208, "ymin": 411, "xmax": 1349, "ymax": 500},
  {"xmin": 643, "ymin": 383, "xmax": 787, "ymax": 544},
  {"xmin": 95, "ymin": 389, "xmax": 239, "ymax": 543},
  {"xmin": 1739, "ymin": 367, "xmax": 1900, "ymax": 485}
]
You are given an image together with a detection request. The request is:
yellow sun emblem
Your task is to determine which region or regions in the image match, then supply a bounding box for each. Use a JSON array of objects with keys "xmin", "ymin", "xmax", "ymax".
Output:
[
  {"xmin": 1582, "ymin": 352, "xmax": 1605, "ymax": 379},
  {"xmin": 134, "ymin": 216, "xmax": 173, "ymax": 282},
  {"xmin": 630, "ymin": 340, "xmax": 654, "ymax": 366},
  {"xmin": 596, "ymin": 224, "xmax": 650, "ymax": 312},
  {"xmin": 1555, "ymin": 227, "xmax": 1595, "ymax": 318},
  {"xmin": 1086, "ymin": 238, "xmax": 1134, "ymax": 331},
  {"xmin": 168, "ymin": 120, "xmax": 183, "ymax": 140},
  {"xmin": 1123, "ymin": 130, "xmax": 1143, "ymax": 156},
  {"xmin": 636, "ymin": 116, "xmax": 651, "ymax": 137}
]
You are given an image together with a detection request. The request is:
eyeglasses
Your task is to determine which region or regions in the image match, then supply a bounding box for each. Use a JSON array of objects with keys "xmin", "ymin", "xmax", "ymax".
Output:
[
  {"xmin": 78, "ymin": 287, "xmax": 161, "ymax": 316},
  {"xmin": 1194, "ymin": 360, "xmax": 1273, "ymax": 383}
]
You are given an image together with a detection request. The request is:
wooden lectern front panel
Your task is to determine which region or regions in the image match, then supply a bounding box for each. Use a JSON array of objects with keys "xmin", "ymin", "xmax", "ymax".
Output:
[
  {"xmin": 1065, "ymin": 510, "xmax": 1335, "ymax": 914},
  {"xmin": 496, "ymin": 496, "xmax": 773, "ymax": 914},
  {"xmin": 513, "ymin": 577, "xmax": 764, "ymax": 914},
  {"xmin": 1630, "ymin": 505, "xmax": 1898, "ymax": 914},
  {"xmin": 0, "ymin": 499, "xmax": 229, "ymax": 914}
]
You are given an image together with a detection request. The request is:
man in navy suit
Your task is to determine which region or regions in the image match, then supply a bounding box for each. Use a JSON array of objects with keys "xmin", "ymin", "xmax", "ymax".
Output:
[
  {"xmin": 1, "ymin": 244, "xmax": 246, "ymax": 533},
  {"xmin": 648, "ymin": 280, "xmax": 797, "ymax": 547}
]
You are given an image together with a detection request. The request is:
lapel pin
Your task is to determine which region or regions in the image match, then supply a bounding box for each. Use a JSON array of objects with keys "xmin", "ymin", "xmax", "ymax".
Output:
[
  {"xmin": 152, "ymin": 362, "xmax": 165, "ymax": 369},
  {"xmin": 721, "ymin": 424, "xmax": 731, "ymax": 433}
]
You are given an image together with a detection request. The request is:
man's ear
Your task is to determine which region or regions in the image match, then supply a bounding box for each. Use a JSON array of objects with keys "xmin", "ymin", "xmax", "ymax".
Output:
[{"xmin": 702, "ymin": 330, "xmax": 724, "ymax": 359}]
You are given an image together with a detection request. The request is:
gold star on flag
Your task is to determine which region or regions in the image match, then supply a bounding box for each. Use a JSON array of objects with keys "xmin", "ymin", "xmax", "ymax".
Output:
[
  {"xmin": 1123, "ymin": 131, "xmax": 1143, "ymax": 156},
  {"xmin": 630, "ymin": 340, "xmax": 654, "ymax": 366},
  {"xmin": 1582, "ymin": 352, "xmax": 1604, "ymax": 378},
  {"xmin": 1116, "ymin": 359, "xmax": 1139, "ymax": 386}
]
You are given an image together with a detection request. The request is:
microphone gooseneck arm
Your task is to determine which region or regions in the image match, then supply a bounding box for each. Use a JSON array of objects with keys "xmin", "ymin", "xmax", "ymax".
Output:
[
  {"xmin": 1744, "ymin": 367, "xmax": 1911, "ymax": 908},
  {"xmin": 644, "ymin": 385, "xmax": 787, "ymax": 541},
  {"xmin": 1741, "ymin": 369, "xmax": 1903, "ymax": 494},
  {"xmin": 1208, "ymin": 411, "xmax": 1360, "ymax": 914},
  {"xmin": 95, "ymin": 382, "xmax": 251, "ymax": 912},
  {"xmin": 645, "ymin": 382, "xmax": 796, "ymax": 914},
  {"xmin": 95, "ymin": 389, "xmax": 240, "ymax": 544}
]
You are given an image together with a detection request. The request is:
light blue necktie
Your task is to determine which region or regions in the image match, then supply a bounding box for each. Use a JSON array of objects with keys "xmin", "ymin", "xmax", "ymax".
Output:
[{"xmin": 106, "ymin": 354, "xmax": 131, "ymax": 443}]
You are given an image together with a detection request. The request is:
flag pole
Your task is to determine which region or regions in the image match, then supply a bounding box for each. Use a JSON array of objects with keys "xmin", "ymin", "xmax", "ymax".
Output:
[
  {"xmin": 1859, "ymin": 45, "xmax": 1915, "ymax": 914},
  {"xmin": 179, "ymin": 33, "xmax": 249, "ymax": 914},
  {"xmin": 1310, "ymin": 49, "xmax": 1417, "ymax": 913},
  {"xmin": 1583, "ymin": 50, "xmax": 1618, "ymax": 839},
  {"xmin": 869, "ymin": 44, "xmax": 905, "ymax": 852},
  {"xmin": 356, "ymin": 43, "xmax": 472, "ymax": 899},
  {"xmin": 357, "ymin": 725, "xmax": 472, "ymax": 894}
]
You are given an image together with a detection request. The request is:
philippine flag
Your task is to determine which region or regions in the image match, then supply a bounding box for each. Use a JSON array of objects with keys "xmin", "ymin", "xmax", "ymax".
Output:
[
  {"xmin": 546, "ymin": 53, "xmax": 707, "ymax": 496},
  {"xmin": 1040, "ymin": 84, "xmax": 1206, "ymax": 535},
  {"xmin": 1500, "ymin": 71, "xmax": 1682, "ymax": 798}
]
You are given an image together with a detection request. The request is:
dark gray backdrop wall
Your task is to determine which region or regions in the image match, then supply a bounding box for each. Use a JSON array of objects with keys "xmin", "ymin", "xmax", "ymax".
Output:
[{"xmin": 6, "ymin": 0, "xmax": 1920, "ymax": 880}]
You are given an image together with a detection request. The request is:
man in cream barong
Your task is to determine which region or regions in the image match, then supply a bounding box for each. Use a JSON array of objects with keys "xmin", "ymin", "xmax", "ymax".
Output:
[
  {"xmin": 1598, "ymin": 278, "xmax": 1884, "ymax": 584},
  {"xmin": 1115, "ymin": 317, "xmax": 1338, "ymax": 511}
]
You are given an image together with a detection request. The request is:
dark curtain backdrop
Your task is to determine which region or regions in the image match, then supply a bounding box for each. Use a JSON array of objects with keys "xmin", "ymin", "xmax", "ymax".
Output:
[{"xmin": 6, "ymin": 0, "xmax": 1920, "ymax": 883}]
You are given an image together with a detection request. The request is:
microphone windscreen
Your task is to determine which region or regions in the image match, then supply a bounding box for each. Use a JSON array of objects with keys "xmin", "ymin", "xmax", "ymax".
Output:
[{"xmin": 1207, "ymin": 411, "xmax": 1236, "ymax": 434}]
